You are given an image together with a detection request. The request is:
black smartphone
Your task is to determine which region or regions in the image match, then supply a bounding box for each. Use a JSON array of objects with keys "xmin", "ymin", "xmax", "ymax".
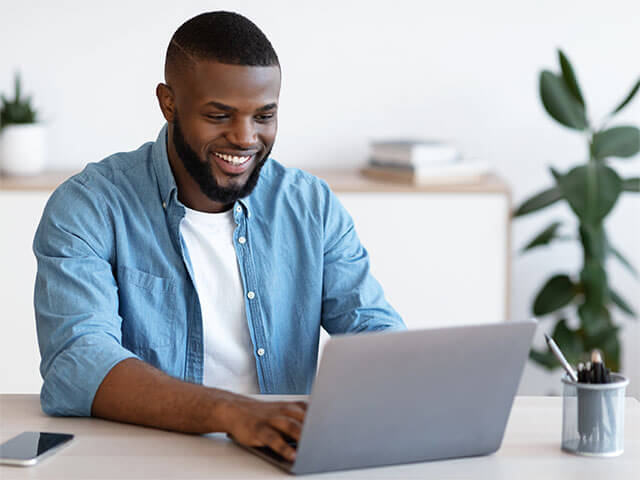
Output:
[{"xmin": 0, "ymin": 431, "xmax": 74, "ymax": 466}]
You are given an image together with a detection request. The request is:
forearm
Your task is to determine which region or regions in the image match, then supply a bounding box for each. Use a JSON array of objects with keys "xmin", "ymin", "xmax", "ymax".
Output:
[{"xmin": 91, "ymin": 358, "xmax": 239, "ymax": 434}]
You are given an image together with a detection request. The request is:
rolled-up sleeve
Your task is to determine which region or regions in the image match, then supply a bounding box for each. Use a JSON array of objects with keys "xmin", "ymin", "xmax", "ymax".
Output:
[
  {"xmin": 319, "ymin": 182, "xmax": 406, "ymax": 335},
  {"xmin": 33, "ymin": 177, "xmax": 138, "ymax": 417}
]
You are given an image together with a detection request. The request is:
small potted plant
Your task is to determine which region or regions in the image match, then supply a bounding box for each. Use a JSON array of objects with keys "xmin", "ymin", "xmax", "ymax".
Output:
[{"xmin": 0, "ymin": 73, "xmax": 46, "ymax": 175}]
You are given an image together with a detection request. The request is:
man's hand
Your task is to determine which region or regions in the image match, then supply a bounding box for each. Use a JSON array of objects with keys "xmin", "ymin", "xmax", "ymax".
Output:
[{"xmin": 225, "ymin": 398, "xmax": 308, "ymax": 462}]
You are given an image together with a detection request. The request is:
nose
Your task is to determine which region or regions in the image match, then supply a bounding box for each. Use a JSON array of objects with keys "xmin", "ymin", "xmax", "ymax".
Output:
[{"xmin": 227, "ymin": 117, "xmax": 258, "ymax": 149}]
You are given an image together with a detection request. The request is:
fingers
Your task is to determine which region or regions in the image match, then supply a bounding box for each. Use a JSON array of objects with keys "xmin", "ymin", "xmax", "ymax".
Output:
[
  {"xmin": 272, "ymin": 400, "xmax": 308, "ymax": 411},
  {"xmin": 276, "ymin": 402, "xmax": 307, "ymax": 423},
  {"xmin": 260, "ymin": 426, "xmax": 297, "ymax": 462},
  {"xmin": 268, "ymin": 416, "xmax": 303, "ymax": 442}
]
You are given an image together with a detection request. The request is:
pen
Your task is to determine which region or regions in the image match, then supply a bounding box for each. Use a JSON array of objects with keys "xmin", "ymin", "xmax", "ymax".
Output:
[{"xmin": 544, "ymin": 333, "xmax": 578, "ymax": 382}]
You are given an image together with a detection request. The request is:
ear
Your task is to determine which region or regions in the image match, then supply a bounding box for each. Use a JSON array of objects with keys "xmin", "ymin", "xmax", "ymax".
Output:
[{"xmin": 156, "ymin": 83, "xmax": 176, "ymax": 123}]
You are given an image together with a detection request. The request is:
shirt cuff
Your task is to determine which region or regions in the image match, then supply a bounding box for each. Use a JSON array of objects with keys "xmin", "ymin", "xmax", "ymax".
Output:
[{"xmin": 40, "ymin": 336, "xmax": 140, "ymax": 417}]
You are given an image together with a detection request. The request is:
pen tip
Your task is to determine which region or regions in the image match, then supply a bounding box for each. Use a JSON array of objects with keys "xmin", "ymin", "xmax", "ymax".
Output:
[{"xmin": 544, "ymin": 333, "xmax": 551, "ymax": 342}]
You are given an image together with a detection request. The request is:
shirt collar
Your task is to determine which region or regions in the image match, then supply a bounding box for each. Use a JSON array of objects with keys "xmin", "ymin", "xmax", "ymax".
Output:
[
  {"xmin": 151, "ymin": 124, "xmax": 178, "ymax": 209},
  {"xmin": 151, "ymin": 123, "xmax": 254, "ymax": 217},
  {"xmin": 237, "ymin": 193, "xmax": 252, "ymax": 218}
]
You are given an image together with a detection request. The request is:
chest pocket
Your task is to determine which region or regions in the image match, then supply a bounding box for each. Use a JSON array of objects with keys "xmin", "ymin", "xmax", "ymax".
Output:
[{"xmin": 117, "ymin": 265, "xmax": 180, "ymax": 352}]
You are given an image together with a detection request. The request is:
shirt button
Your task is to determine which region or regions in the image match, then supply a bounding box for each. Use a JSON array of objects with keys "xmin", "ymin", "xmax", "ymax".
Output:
[
  {"xmin": 162, "ymin": 202, "xmax": 166, "ymax": 209},
  {"xmin": 238, "ymin": 236, "xmax": 246, "ymax": 244},
  {"xmin": 257, "ymin": 348, "xmax": 265, "ymax": 356},
  {"xmin": 247, "ymin": 291, "xmax": 255, "ymax": 299},
  {"xmin": 236, "ymin": 206, "xmax": 242, "ymax": 213}
]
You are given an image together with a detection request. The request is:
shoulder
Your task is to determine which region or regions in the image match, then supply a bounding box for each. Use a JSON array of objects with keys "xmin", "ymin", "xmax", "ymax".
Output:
[
  {"xmin": 258, "ymin": 158, "xmax": 333, "ymax": 202},
  {"xmin": 63, "ymin": 141, "xmax": 154, "ymax": 195},
  {"xmin": 36, "ymin": 143, "xmax": 154, "ymax": 252},
  {"xmin": 254, "ymin": 159, "xmax": 350, "ymax": 233},
  {"xmin": 46, "ymin": 142, "xmax": 154, "ymax": 212}
]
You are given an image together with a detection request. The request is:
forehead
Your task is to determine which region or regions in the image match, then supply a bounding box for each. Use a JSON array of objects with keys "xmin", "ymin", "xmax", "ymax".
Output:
[{"xmin": 177, "ymin": 61, "xmax": 281, "ymax": 108}]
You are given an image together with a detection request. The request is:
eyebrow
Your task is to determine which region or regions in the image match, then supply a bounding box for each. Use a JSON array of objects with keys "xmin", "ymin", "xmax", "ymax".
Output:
[{"xmin": 204, "ymin": 101, "xmax": 278, "ymax": 112}]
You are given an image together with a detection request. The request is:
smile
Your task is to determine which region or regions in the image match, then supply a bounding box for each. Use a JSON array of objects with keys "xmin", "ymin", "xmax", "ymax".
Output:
[{"xmin": 213, "ymin": 152, "xmax": 253, "ymax": 166}]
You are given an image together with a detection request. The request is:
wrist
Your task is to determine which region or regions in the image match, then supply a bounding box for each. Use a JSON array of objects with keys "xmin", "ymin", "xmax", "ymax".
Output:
[{"xmin": 205, "ymin": 388, "xmax": 241, "ymax": 433}]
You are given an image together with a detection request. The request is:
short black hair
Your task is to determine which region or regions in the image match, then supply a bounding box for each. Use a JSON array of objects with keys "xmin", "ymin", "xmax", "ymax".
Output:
[{"xmin": 165, "ymin": 11, "xmax": 279, "ymax": 80}]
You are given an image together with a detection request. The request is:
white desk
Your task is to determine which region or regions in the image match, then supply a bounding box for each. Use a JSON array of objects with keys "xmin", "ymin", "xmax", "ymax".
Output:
[{"xmin": 1, "ymin": 395, "xmax": 638, "ymax": 479}]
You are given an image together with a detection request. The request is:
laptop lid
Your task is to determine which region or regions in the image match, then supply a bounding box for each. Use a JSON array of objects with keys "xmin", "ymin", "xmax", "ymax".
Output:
[{"xmin": 289, "ymin": 320, "xmax": 536, "ymax": 474}]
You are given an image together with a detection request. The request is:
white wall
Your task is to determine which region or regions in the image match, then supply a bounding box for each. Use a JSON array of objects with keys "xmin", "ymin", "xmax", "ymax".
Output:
[{"xmin": 1, "ymin": 0, "xmax": 639, "ymax": 397}]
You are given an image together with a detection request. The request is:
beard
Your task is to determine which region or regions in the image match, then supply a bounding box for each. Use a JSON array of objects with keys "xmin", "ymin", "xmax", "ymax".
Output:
[{"xmin": 172, "ymin": 112, "xmax": 270, "ymax": 206}]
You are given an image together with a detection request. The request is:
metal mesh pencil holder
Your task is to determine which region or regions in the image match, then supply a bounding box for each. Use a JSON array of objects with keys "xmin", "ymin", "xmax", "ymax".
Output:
[{"xmin": 561, "ymin": 373, "xmax": 629, "ymax": 457}]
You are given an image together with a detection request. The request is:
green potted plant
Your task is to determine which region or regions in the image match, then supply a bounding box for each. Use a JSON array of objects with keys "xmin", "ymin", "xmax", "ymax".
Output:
[
  {"xmin": 514, "ymin": 50, "xmax": 639, "ymax": 373},
  {"xmin": 0, "ymin": 72, "xmax": 45, "ymax": 175}
]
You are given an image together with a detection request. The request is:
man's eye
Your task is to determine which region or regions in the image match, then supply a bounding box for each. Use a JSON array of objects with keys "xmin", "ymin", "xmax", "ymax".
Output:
[
  {"xmin": 256, "ymin": 114, "xmax": 275, "ymax": 121},
  {"xmin": 206, "ymin": 114, "xmax": 228, "ymax": 120}
]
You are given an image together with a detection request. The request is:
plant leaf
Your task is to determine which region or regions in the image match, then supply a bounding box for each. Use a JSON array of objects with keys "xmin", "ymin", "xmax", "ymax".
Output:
[
  {"xmin": 578, "ymin": 301, "xmax": 611, "ymax": 337},
  {"xmin": 513, "ymin": 186, "xmax": 563, "ymax": 217},
  {"xmin": 533, "ymin": 275, "xmax": 576, "ymax": 316},
  {"xmin": 608, "ymin": 244, "xmax": 638, "ymax": 278},
  {"xmin": 554, "ymin": 164, "xmax": 623, "ymax": 225},
  {"xmin": 579, "ymin": 224, "xmax": 607, "ymax": 261},
  {"xmin": 539, "ymin": 70, "xmax": 588, "ymax": 130},
  {"xmin": 552, "ymin": 319, "xmax": 585, "ymax": 365},
  {"xmin": 623, "ymin": 177, "xmax": 640, "ymax": 192},
  {"xmin": 558, "ymin": 49, "xmax": 585, "ymax": 107},
  {"xmin": 601, "ymin": 333, "xmax": 621, "ymax": 372},
  {"xmin": 529, "ymin": 348, "xmax": 559, "ymax": 370},
  {"xmin": 580, "ymin": 260, "xmax": 608, "ymax": 307},
  {"xmin": 14, "ymin": 72, "xmax": 21, "ymax": 103},
  {"xmin": 522, "ymin": 221, "xmax": 563, "ymax": 251},
  {"xmin": 612, "ymin": 78, "xmax": 640, "ymax": 115},
  {"xmin": 0, "ymin": 73, "xmax": 38, "ymax": 126},
  {"xmin": 610, "ymin": 290, "xmax": 637, "ymax": 318},
  {"xmin": 583, "ymin": 324, "xmax": 618, "ymax": 351},
  {"xmin": 592, "ymin": 126, "xmax": 640, "ymax": 160}
]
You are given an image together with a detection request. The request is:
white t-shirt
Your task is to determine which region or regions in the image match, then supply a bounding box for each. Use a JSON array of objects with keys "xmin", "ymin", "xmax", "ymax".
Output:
[{"xmin": 179, "ymin": 206, "xmax": 260, "ymax": 394}]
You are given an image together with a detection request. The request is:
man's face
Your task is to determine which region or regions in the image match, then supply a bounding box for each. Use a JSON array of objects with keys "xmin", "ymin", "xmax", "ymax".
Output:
[{"xmin": 164, "ymin": 61, "xmax": 281, "ymax": 206}]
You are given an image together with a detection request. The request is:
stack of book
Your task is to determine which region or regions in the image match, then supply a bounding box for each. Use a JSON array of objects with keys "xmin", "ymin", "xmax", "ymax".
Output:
[{"xmin": 361, "ymin": 140, "xmax": 490, "ymax": 185}]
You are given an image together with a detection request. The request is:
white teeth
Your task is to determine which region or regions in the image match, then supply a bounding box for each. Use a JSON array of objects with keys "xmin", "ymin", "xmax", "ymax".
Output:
[{"xmin": 214, "ymin": 152, "xmax": 251, "ymax": 165}]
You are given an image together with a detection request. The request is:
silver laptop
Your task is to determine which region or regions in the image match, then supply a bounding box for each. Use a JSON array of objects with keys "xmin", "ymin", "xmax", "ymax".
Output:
[{"xmin": 235, "ymin": 320, "xmax": 536, "ymax": 475}]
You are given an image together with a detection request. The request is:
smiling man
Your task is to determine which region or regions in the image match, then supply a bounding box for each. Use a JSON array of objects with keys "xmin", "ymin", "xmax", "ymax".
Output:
[{"xmin": 33, "ymin": 12, "xmax": 404, "ymax": 462}]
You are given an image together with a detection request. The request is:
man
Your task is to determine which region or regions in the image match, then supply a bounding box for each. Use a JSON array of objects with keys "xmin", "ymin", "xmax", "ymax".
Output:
[{"xmin": 33, "ymin": 11, "xmax": 404, "ymax": 462}]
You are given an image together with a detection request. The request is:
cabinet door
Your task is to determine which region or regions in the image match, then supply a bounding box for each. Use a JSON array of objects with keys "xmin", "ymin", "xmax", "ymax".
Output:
[
  {"xmin": 0, "ymin": 192, "xmax": 50, "ymax": 393},
  {"xmin": 337, "ymin": 192, "xmax": 509, "ymax": 328},
  {"xmin": 1, "ymin": 190, "xmax": 509, "ymax": 392},
  {"xmin": 316, "ymin": 191, "xmax": 509, "ymax": 363}
]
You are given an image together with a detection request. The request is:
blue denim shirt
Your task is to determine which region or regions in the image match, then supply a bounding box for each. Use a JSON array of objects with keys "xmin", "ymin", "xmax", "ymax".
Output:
[{"xmin": 33, "ymin": 125, "xmax": 405, "ymax": 416}]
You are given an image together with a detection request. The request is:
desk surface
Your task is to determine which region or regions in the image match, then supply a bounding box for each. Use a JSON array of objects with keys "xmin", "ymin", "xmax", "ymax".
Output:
[{"xmin": 1, "ymin": 395, "xmax": 638, "ymax": 479}]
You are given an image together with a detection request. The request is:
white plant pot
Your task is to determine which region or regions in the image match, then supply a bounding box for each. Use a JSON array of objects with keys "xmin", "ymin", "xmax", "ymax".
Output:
[{"xmin": 0, "ymin": 124, "xmax": 46, "ymax": 175}]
